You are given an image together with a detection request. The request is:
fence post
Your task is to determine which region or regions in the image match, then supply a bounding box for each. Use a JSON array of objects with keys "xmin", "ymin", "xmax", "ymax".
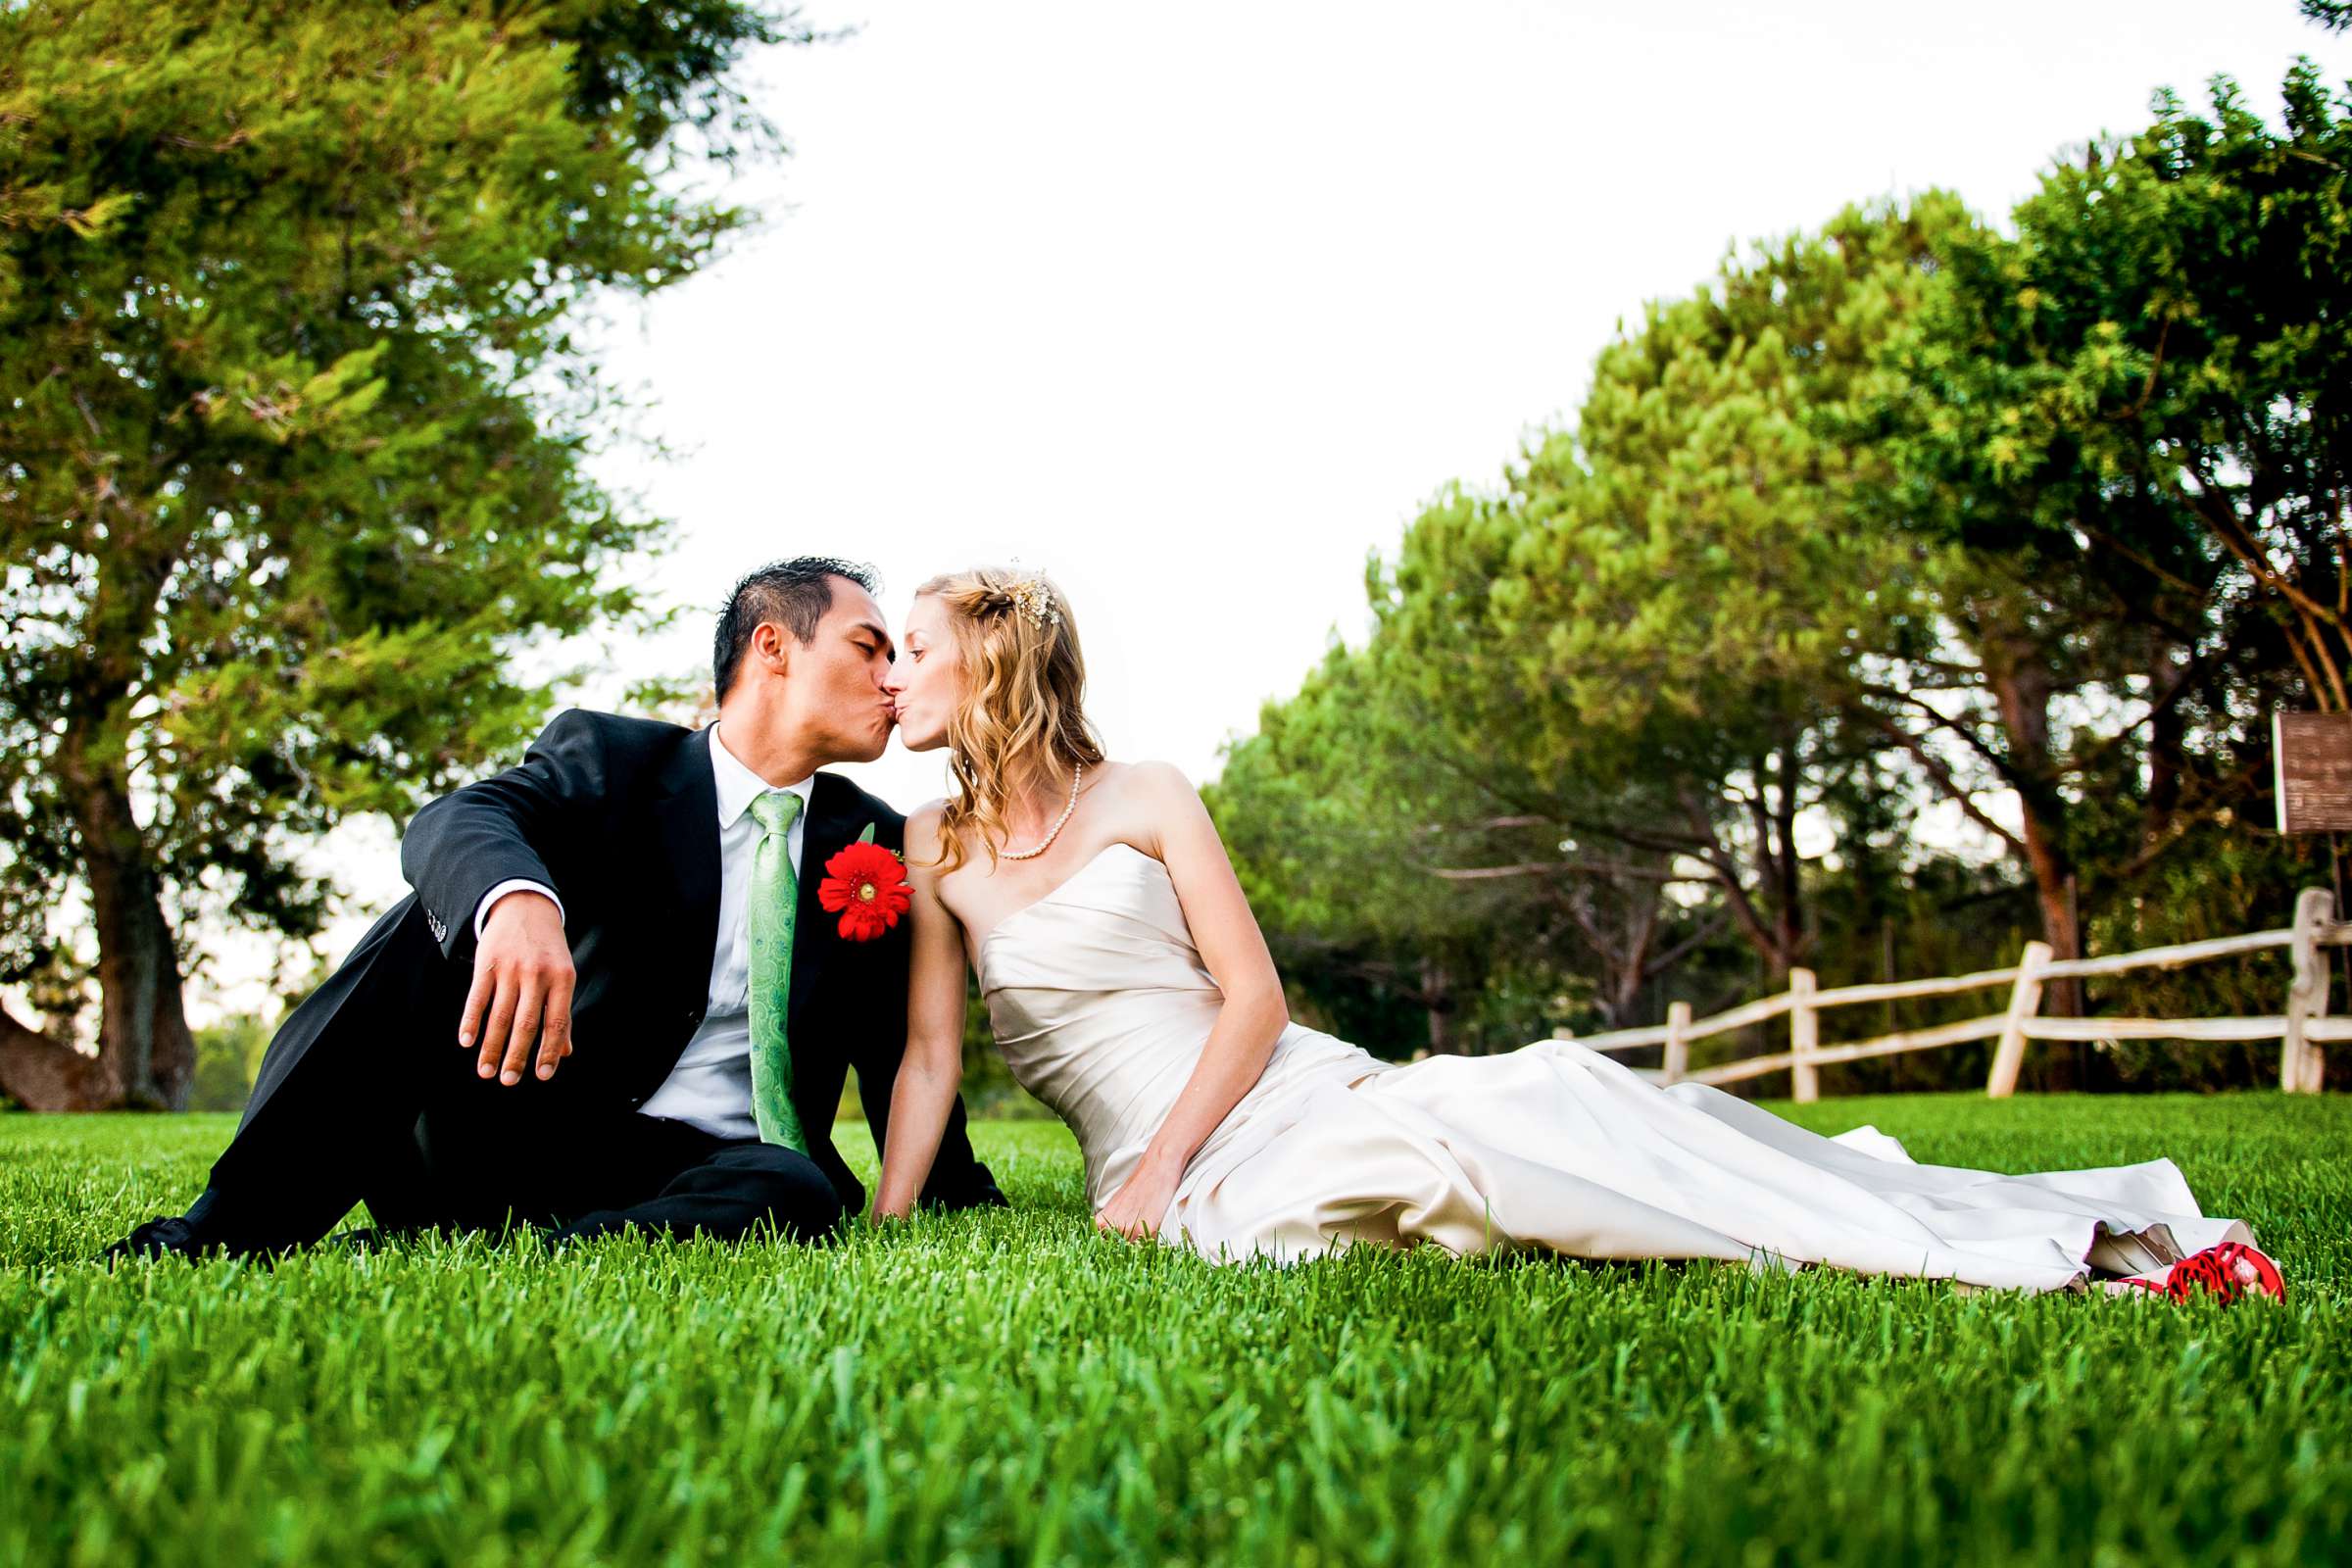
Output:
[
  {"xmin": 1986, "ymin": 940, "xmax": 2053, "ymax": 1099},
  {"xmin": 1788, "ymin": 968, "xmax": 1819, "ymax": 1102},
  {"xmin": 2283, "ymin": 887, "xmax": 2333, "ymax": 1095},
  {"xmin": 1663, "ymin": 1001, "xmax": 1691, "ymax": 1085}
]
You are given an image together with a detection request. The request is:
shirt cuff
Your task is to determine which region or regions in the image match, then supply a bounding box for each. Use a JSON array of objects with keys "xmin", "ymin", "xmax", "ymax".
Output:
[{"xmin": 476, "ymin": 879, "xmax": 564, "ymax": 941}]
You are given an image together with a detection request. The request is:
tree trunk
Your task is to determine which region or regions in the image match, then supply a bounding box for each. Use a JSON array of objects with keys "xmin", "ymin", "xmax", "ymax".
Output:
[
  {"xmin": 2142, "ymin": 649, "xmax": 2187, "ymax": 851},
  {"xmin": 78, "ymin": 779, "xmax": 196, "ymax": 1110},
  {"xmin": 1987, "ymin": 660, "xmax": 2083, "ymax": 1022},
  {"xmin": 42, "ymin": 729, "xmax": 198, "ymax": 1110},
  {"xmin": 1421, "ymin": 956, "xmax": 1459, "ymax": 1057},
  {"xmin": 1737, "ymin": 767, "xmax": 1807, "ymax": 983},
  {"xmin": 24, "ymin": 522, "xmax": 201, "ymax": 1110},
  {"xmin": 0, "ymin": 1004, "xmax": 118, "ymax": 1111},
  {"xmin": 1682, "ymin": 784, "xmax": 1797, "ymax": 984},
  {"xmin": 1608, "ymin": 881, "xmax": 1660, "ymax": 1026},
  {"xmin": 1768, "ymin": 742, "xmax": 1805, "ymax": 970}
]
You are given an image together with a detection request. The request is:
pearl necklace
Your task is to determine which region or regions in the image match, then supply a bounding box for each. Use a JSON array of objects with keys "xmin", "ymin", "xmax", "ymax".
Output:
[{"xmin": 1002, "ymin": 762, "xmax": 1084, "ymax": 860}]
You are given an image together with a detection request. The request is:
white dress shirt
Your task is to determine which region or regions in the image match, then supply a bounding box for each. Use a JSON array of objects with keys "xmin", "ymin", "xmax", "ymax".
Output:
[{"xmin": 475, "ymin": 721, "xmax": 813, "ymax": 1141}]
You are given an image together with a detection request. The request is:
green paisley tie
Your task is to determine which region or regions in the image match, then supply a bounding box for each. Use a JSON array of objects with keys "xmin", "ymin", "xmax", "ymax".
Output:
[{"xmin": 748, "ymin": 790, "xmax": 808, "ymax": 1153}]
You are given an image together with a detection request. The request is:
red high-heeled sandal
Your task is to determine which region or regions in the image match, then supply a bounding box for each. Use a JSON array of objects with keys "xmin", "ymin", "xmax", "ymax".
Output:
[{"xmin": 2117, "ymin": 1241, "xmax": 2286, "ymax": 1304}]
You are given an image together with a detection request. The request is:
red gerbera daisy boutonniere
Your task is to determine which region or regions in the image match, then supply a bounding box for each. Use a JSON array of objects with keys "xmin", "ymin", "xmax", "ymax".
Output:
[{"xmin": 818, "ymin": 823, "xmax": 910, "ymax": 941}]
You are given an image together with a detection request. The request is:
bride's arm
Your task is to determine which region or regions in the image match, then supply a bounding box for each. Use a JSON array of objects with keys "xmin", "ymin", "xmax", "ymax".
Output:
[
  {"xmin": 1095, "ymin": 762, "xmax": 1290, "ymax": 1240},
  {"xmin": 871, "ymin": 804, "xmax": 968, "ymax": 1221}
]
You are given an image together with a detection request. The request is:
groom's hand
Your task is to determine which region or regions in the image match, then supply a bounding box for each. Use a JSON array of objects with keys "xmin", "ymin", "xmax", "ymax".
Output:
[{"xmin": 461, "ymin": 893, "xmax": 574, "ymax": 1085}]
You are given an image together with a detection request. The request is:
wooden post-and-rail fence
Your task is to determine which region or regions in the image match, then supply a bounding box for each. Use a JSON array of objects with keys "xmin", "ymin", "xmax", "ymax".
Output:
[{"xmin": 1553, "ymin": 887, "xmax": 2349, "ymax": 1098}]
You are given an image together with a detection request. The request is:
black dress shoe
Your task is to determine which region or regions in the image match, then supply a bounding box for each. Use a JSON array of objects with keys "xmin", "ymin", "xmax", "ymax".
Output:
[{"xmin": 97, "ymin": 1214, "xmax": 219, "ymax": 1263}]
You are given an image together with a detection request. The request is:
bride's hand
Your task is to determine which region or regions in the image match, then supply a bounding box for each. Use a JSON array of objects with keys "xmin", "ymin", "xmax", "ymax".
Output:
[{"xmin": 1094, "ymin": 1159, "xmax": 1180, "ymax": 1242}]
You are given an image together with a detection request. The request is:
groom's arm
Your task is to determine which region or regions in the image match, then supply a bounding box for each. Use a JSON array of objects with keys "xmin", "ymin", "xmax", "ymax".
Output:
[
  {"xmin": 402, "ymin": 708, "xmax": 611, "ymax": 963},
  {"xmin": 400, "ymin": 709, "xmax": 612, "ymax": 1086}
]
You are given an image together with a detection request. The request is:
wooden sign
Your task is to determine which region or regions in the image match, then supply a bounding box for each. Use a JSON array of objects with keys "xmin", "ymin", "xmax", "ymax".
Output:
[{"xmin": 2275, "ymin": 711, "xmax": 2352, "ymax": 833}]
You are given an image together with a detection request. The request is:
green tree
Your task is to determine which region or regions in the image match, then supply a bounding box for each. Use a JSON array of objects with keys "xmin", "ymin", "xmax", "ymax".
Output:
[
  {"xmin": 1213, "ymin": 69, "xmax": 2352, "ymax": 1077},
  {"xmin": 1356, "ymin": 487, "xmax": 1744, "ymax": 1021},
  {"xmin": 1877, "ymin": 62, "xmax": 2350, "ymax": 1002},
  {"xmin": 1210, "ymin": 644, "xmax": 1506, "ymax": 1055},
  {"xmin": 1213, "ymin": 502, "xmax": 1742, "ymax": 1050},
  {"xmin": 1377, "ymin": 200, "xmax": 1965, "ymax": 983},
  {"xmin": 0, "ymin": 1, "xmax": 804, "ymax": 1108},
  {"xmin": 1212, "ymin": 201, "xmax": 1974, "ymax": 1061}
]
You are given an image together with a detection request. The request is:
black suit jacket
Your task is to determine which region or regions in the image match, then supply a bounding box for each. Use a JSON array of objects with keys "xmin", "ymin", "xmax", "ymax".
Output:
[{"xmin": 398, "ymin": 708, "xmax": 1000, "ymax": 1213}]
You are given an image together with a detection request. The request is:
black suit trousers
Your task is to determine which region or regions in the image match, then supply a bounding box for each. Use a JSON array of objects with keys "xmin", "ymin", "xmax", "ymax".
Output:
[{"xmin": 201, "ymin": 898, "xmax": 843, "ymax": 1251}]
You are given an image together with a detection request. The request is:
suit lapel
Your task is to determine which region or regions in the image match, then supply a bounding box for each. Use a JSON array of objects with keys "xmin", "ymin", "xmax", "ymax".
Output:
[
  {"xmin": 788, "ymin": 770, "xmax": 854, "ymax": 1043},
  {"xmin": 654, "ymin": 726, "xmax": 721, "ymax": 997}
]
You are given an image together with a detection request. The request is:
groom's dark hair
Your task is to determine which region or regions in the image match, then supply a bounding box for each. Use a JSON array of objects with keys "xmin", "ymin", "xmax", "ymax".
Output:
[{"xmin": 714, "ymin": 557, "xmax": 882, "ymax": 699}]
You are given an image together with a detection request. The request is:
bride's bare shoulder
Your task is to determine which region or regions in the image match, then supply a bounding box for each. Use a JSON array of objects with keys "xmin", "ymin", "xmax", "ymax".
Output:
[
  {"xmin": 1110, "ymin": 760, "xmax": 1195, "ymax": 797},
  {"xmin": 1094, "ymin": 760, "xmax": 1205, "ymax": 837},
  {"xmin": 905, "ymin": 799, "xmax": 950, "ymax": 874}
]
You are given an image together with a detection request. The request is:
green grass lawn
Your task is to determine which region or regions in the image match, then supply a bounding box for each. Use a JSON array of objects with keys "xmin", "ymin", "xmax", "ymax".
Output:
[{"xmin": 4, "ymin": 1094, "xmax": 2348, "ymax": 1565}]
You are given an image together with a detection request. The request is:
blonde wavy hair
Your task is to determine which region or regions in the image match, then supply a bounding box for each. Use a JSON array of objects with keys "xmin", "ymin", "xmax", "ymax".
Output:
[{"xmin": 917, "ymin": 566, "xmax": 1106, "ymax": 877}]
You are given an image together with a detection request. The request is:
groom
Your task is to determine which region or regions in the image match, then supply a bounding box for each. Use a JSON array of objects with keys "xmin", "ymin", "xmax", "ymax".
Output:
[{"xmin": 108, "ymin": 558, "xmax": 1004, "ymax": 1258}]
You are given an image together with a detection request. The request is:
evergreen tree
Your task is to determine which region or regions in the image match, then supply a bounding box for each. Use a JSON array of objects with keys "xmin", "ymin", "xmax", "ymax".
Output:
[
  {"xmin": 0, "ymin": 1, "xmax": 803, "ymax": 1107},
  {"xmin": 1882, "ymin": 62, "xmax": 2351, "ymax": 992}
]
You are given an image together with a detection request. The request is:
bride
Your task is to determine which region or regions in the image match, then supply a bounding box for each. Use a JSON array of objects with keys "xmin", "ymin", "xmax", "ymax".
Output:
[{"xmin": 866, "ymin": 566, "xmax": 2283, "ymax": 1301}]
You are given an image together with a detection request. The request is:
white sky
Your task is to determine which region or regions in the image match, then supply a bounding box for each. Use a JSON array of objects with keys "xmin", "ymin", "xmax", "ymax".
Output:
[{"xmin": 179, "ymin": 0, "xmax": 2349, "ymax": 1021}]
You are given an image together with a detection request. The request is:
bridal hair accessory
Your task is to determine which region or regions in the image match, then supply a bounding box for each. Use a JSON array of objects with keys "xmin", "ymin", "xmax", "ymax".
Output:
[
  {"xmin": 1002, "ymin": 762, "xmax": 1084, "ymax": 860},
  {"xmin": 1004, "ymin": 571, "xmax": 1060, "ymax": 631}
]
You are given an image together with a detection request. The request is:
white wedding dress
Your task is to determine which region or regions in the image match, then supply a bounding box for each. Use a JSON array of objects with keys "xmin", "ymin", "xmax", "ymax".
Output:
[{"xmin": 978, "ymin": 843, "xmax": 2254, "ymax": 1290}]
